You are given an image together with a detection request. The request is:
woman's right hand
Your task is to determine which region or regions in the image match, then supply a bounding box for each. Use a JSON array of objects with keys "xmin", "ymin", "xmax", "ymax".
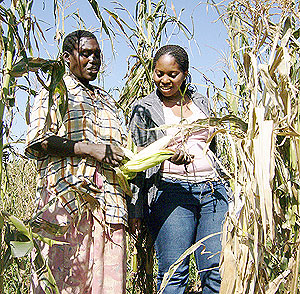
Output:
[
  {"xmin": 74, "ymin": 142, "xmax": 125, "ymax": 167},
  {"xmin": 169, "ymin": 149, "xmax": 194, "ymax": 165}
]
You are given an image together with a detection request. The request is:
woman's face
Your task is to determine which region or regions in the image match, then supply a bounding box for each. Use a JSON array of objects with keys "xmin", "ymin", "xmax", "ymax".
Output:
[
  {"xmin": 63, "ymin": 37, "xmax": 101, "ymax": 86},
  {"xmin": 153, "ymin": 54, "xmax": 188, "ymax": 99}
]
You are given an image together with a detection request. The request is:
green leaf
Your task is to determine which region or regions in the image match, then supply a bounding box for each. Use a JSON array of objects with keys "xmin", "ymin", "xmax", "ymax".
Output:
[
  {"xmin": 0, "ymin": 212, "xmax": 4, "ymax": 230},
  {"xmin": 32, "ymin": 232, "xmax": 68, "ymax": 247},
  {"xmin": 114, "ymin": 167, "xmax": 134, "ymax": 198},
  {"xmin": 9, "ymin": 56, "xmax": 28, "ymax": 77},
  {"xmin": 87, "ymin": 0, "xmax": 111, "ymax": 37},
  {"xmin": 32, "ymin": 240, "xmax": 60, "ymax": 294},
  {"xmin": 25, "ymin": 95, "xmax": 31, "ymax": 125},
  {"xmin": 225, "ymin": 78, "xmax": 238, "ymax": 115},
  {"xmin": 10, "ymin": 57, "xmax": 57, "ymax": 77},
  {"xmin": 126, "ymin": 130, "xmax": 138, "ymax": 154},
  {"xmin": 56, "ymin": 79, "xmax": 68, "ymax": 121},
  {"xmin": 10, "ymin": 240, "xmax": 33, "ymax": 258},
  {"xmin": 7, "ymin": 214, "xmax": 31, "ymax": 239},
  {"xmin": 47, "ymin": 58, "xmax": 67, "ymax": 121}
]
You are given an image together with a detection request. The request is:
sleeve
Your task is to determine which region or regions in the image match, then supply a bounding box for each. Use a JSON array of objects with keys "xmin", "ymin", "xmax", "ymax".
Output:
[
  {"xmin": 127, "ymin": 102, "xmax": 149, "ymax": 219},
  {"xmin": 25, "ymin": 88, "xmax": 61, "ymax": 160},
  {"xmin": 129, "ymin": 103, "xmax": 157, "ymax": 147}
]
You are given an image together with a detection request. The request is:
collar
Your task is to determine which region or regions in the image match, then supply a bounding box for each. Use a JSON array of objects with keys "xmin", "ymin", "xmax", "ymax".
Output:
[
  {"xmin": 139, "ymin": 90, "xmax": 210, "ymax": 127},
  {"xmin": 63, "ymin": 73, "xmax": 102, "ymax": 100},
  {"xmin": 63, "ymin": 73, "xmax": 95, "ymax": 91}
]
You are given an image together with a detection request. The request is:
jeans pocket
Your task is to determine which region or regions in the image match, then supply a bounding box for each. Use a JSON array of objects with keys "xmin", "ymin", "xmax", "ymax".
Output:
[{"xmin": 214, "ymin": 181, "xmax": 230, "ymax": 203}]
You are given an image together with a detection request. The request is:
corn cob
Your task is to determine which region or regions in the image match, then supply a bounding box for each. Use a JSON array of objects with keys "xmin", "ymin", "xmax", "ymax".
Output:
[
  {"xmin": 120, "ymin": 149, "xmax": 174, "ymax": 174},
  {"xmin": 116, "ymin": 135, "xmax": 175, "ymax": 196},
  {"xmin": 130, "ymin": 135, "xmax": 174, "ymax": 160},
  {"xmin": 120, "ymin": 135, "xmax": 174, "ymax": 174}
]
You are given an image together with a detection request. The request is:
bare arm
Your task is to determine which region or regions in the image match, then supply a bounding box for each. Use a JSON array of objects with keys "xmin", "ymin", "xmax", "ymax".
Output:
[
  {"xmin": 74, "ymin": 141, "xmax": 124, "ymax": 167},
  {"xmin": 31, "ymin": 135, "xmax": 124, "ymax": 167}
]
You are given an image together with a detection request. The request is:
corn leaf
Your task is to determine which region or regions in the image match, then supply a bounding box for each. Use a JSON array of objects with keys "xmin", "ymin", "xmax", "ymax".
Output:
[{"xmin": 10, "ymin": 240, "xmax": 33, "ymax": 258}]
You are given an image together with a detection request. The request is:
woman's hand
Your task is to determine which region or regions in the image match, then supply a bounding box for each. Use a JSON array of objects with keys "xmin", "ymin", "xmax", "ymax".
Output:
[
  {"xmin": 75, "ymin": 142, "xmax": 125, "ymax": 167},
  {"xmin": 169, "ymin": 149, "xmax": 194, "ymax": 165}
]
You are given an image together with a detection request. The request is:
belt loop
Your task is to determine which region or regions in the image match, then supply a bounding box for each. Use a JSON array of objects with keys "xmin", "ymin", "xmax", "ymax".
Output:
[{"xmin": 207, "ymin": 180, "xmax": 215, "ymax": 196}]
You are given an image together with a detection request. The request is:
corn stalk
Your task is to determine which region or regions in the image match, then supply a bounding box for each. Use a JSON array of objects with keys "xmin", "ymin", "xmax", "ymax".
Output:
[
  {"xmin": 102, "ymin": 0, "xmax": 192, "ymax": 119},
  {"xmin": 0, "ymin": 1, "xmax": 113, "ymax": 292},
  {"xmin": 0, "ymin": 1, "xmax": 32, "ymax": 290},
  {"xmin": 208, "ymin": 1, "xmax": 300, "ymax": 293}
]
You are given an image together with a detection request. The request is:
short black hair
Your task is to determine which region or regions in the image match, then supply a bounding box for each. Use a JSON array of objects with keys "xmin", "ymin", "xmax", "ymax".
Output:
[
  {"xmin": 153, "ymin": 44, "xmax": 195, "ymax": 96},
  {"xmin": 62, "ymin": 30, "xmax": 97, "ymax": 54},
  {"xmin": 153, "ymin": 44, "xmax": 189, "ymax": 72}
]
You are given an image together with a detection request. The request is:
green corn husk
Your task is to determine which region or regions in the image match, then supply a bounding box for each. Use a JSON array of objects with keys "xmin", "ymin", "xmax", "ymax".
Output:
[
  {"xmin": 116, "ymin": 136, "xmax": 175, "ymax": 196},
  {"xmin": 115, "ymin": 166, "xmax": 134, "ymax": 198},
  {"xmin": 120, "ymin": 149, "xmax": 175, "ymax": 175},
  {"xmin": 121, "ymin": 135, "xmax": 174, "ymax": 176}
]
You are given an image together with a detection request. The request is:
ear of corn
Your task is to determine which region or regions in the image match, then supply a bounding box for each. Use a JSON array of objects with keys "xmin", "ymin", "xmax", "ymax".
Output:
[
  {"xmin": 131, "ymin": 135, "xmax": 174, "ymax": 160},
  {"xmin": 116, "ymin": 135, "xmax": 175, "ymax": 196},
  {"xmin": 122, "ymin": 148, "xmax": 135, "ymax": 161},
  {"xmin": 120, "ymin": 135, "xmax": 174, "ymax": 174},
  {"xmin": 120, "ymin": 149, "xmax": 175, "ymax": 174}
]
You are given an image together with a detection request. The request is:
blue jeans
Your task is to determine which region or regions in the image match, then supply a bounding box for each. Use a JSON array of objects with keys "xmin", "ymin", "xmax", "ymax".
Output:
[{"xmin": 147, "ymin": 178, "xmax": 229, "ymax": 294}]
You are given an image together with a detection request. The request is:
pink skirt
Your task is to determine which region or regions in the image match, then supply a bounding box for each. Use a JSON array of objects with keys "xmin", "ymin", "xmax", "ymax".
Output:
[{"xmin": 31, "ymin": 187, "xmax": 126, "ymax": 293}]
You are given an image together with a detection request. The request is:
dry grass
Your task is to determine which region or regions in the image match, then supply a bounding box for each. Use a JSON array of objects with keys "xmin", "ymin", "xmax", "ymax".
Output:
[
  {"xmin": 0, "ymin": 155, "xmax": 37, "ymax": 294},
  {"xmin": 1, "ymin": 156, "xmax": 37, "ymax": 219}
]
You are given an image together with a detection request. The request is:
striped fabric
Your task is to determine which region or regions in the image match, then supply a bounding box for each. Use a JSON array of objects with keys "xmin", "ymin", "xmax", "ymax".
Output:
[{"xmin": 25, "ymin": 74, "xmax": 127, "ymax": 225}]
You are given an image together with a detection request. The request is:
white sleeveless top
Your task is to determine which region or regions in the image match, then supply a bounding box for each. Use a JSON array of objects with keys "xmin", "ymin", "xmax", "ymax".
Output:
[{"xmin": 161, "ymin": 101, "xmax": 218, "ymax": 182}]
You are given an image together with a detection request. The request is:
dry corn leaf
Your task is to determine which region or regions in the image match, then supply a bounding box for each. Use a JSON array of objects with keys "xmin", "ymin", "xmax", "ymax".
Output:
[
  {"xmin": 220, "ymin": 242, "xmax": 237, "ymax": 294},
  {"xmin": 265, "ymin": 269, "xmax": 291, "ymax": 294},
  {"xmin": 253, "ymin": 107, "xmax": 274, "ymax": 242},
  {"xmin": 159, "ymin": 232, "xmax": 222, "ymax": 294}
]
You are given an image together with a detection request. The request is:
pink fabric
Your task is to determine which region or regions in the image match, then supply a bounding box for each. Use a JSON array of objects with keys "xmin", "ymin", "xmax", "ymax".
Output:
[
  {"xmin": 94, "ymin": 163, "xmax": 104, "ymax": 189},
  {"xmin": 31, "ymin": 170, "xmax": 126, "ymax": 294},
  {"xmin": 162, "ymin": 103, "xmax": 217, "ymax": 179},
  {"xmin": 163, "ymin": 129, "xmax": 216, "ymax": 177}
]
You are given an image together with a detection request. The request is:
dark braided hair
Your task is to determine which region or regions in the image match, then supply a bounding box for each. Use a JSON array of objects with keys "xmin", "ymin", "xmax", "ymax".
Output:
[
  {"xmin": 153, "ymin": 44, "xmax": 195, "ymax": 96},
  {"xmin": 62, "ymin": 30, "xmax": 98, "ymax": 54}
]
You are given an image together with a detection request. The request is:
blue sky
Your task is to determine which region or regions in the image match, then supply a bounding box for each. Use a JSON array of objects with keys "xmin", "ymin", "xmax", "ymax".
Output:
[
  {"xmin": 31, "ymin": 0, "xmax": 229, "ymax": 89},
  {"xmin": 9, "ymin": 0, "xmax": 230, "ymax": 149}
]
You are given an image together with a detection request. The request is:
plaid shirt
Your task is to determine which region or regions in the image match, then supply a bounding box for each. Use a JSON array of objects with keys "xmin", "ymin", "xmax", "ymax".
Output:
[{"xmin": 25, "ymin": 74, "xmax": 127, "ymax": 225}]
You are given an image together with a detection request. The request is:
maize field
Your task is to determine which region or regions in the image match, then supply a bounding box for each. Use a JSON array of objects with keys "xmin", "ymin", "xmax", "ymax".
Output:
[{"xmin": 0, "ymin": 0, "xmax": 300, "ymax": 293}]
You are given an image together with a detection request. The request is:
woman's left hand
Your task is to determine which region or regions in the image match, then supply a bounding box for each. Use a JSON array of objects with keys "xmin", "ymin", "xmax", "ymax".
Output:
[{"xmin": 169, "ymin": 149, "xmax": 194, "ymax": 165}]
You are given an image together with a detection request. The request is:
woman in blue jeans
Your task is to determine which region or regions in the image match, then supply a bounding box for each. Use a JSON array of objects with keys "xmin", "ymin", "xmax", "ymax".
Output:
[{"xmin": 129, "ymin": 45, "xmax": 229, "ymax": 294}]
